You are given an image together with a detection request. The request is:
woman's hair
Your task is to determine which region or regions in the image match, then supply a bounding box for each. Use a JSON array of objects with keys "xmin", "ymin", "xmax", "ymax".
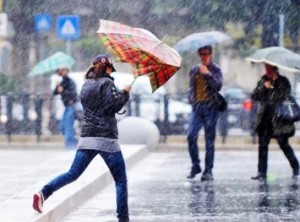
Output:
[
  {"xmin": 271, "ymin": 66, "xmax": 278, "ymax": 72},
  {"xmin": 84, "ymin": 63, "xmax": 107, "ymax": 80}
]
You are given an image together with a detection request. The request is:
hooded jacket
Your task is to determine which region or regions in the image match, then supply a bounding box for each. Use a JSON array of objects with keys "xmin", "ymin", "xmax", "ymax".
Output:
[{"xmin": 80, "ymin": 71, "xmax": 129, "ymax": 139}]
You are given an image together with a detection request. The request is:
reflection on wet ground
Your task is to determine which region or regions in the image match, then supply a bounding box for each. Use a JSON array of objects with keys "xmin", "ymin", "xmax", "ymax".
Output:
[{"xmin": 63, "ymin": 151, "xmax": 300, "ymax": 222}]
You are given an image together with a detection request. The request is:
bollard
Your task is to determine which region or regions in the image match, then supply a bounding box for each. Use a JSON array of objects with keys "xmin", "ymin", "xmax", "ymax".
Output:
[
  {"xmin": 21, "ymin": 93, "xmax": 30, "ymax": 134},
  {"xmin": 34, "ymin": 95, "xmax": 43, "ymax": 143},
  {"xmin": 126, "ymin": 98, "xmax": 132, "ymax": 116},
  {"xmin": 161, "ymin": 94, "xmax": 169, "ymax": 142},
  {"xmin": 6, "ymin": 94, "xmax": 13, "ymax": 142},
  {"xmin": 48, "ymin": 95, "xmax": 60, "ymax": 135},
  {"xmin": 218, "ymin": 109, "xmax": 229, "ymax": 144},
  {"xmin": 134, "ymin": 94, "xmax": 141, "ymax": 117}
]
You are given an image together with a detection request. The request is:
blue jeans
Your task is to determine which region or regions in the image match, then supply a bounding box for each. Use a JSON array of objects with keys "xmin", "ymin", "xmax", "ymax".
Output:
[
  {"xmin": 41, "ymin": 149, "xmax": 128, "ymax": 220},
  {"xmin": 60, "ymin": 106, "xmax": 78, "ymax": 149},
  {"xmin": 187, "ymin": 102, "xmax": 219, "ymax": 172}
]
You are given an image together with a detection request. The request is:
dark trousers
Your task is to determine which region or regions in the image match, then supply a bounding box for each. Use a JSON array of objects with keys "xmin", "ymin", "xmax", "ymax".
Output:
[
  {"xmin": 258, "ymin": 130, "xmax": 299, "ymax": 175},
  {"xmin": 41, "ymin": 149, "xmax": 128, "ymax": 220},
  {"xmin": 187, "ymin": 102, "xmax": 219, "ymax": 172}
]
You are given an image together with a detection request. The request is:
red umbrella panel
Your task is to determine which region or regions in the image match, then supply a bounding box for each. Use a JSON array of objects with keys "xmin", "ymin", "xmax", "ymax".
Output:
[{"xmin": 97, "ymin": 19, "xmax": 182, "ymax": 92}]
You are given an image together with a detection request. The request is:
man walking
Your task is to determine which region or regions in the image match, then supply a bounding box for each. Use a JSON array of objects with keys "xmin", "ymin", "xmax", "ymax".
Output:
[
  {"xmin": 54, "ymin": 68, "xmax": 78, "ymax": 149},
  {"xmin": 187, "ymin": 45, "xmax": 223, "ymax": 181}
]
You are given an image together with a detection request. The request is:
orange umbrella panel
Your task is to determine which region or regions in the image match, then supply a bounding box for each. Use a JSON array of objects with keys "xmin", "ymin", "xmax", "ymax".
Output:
[{"xmin": 97, "ymin": 19, "xmax": 181, "ymax": 92}]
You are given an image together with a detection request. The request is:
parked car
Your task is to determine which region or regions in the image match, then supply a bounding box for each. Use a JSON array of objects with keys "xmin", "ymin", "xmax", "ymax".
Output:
[
  {"xmin": 111, "ymin": 72, "xmax": 192, "ymax": 134},
  {"xmin": 49, "ymin": 72, "xmax": 192, "ymax": 135},
  {"xmin": 224, "ymin": 87, "xmax": 248, "ymax": 127},
  {"xmin": 219, "ymin": 86, "xmax": 256, "ymax": 133}
]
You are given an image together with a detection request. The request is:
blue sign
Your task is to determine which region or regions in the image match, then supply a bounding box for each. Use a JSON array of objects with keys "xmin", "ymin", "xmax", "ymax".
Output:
[
  {"xmin": 56, "ymin": 15, "xmax": 80, "ymax": 40},
  {"xmin": 34, "ymin": 14, "xmax": 51, "ymax": 32}
]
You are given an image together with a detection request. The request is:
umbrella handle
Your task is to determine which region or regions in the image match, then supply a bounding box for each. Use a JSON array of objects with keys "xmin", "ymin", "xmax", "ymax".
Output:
[
  {"xmin": 161, "ymin": 35, "xmax": 168, "ymax": 43},
  {"xmin": 130, "ymin": 77, "xmax": 138, "ymax": 86}
]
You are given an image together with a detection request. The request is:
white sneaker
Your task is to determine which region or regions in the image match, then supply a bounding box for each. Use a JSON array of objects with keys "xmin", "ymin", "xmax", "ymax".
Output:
[{"xmin": 33, "ymin": 192, "xmax": 44, "ymax": 213}]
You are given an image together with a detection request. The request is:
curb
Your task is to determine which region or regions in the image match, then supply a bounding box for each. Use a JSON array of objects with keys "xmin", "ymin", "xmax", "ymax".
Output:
[
  {"xmin": 163, "ymin": 135, "xmax": 300, "ymax": 145},
  {"xmin": 0, "ymin": 145, "xmax": 149, "ymax": 222},
  {"xmin": 33, "ymin": 145, "xmax": 149, "ymax": 222},
  {"xmin": 157, "ymin": 143, "xmax": 300, "ymax": 151},
  {"xmin": 0, "ymin": 143, "xmax": 65, "ymax": 150}
]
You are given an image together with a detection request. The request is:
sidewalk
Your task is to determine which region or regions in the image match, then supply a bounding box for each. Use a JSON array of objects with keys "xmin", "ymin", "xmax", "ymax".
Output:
[
  {"xmin": 160, "ymin": 135, "xmax": 300, "ymax": 151},
  {"xmin": 0, "ymin": 145, "xmax": 149, "ymax": 222},
  {"xmin": 2, "ymin": 134, "xmax": 300, "ymax": 152}
]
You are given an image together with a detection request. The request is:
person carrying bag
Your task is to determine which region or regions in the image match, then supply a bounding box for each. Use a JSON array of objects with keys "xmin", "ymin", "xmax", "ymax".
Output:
[{"xmin": 251, "ymin": 63, "xmax": 299, "ymax": 180}]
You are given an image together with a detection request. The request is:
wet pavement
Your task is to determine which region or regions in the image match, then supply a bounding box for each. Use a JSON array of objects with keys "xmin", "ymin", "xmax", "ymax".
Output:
[
  {"xmin": 0, "ymin": 146, "xmax": 147, "ymax": 222},
  {"xmin": 0, "ymin": 150, "xmax": 66, "ymax": 203},
  {"xmin": 63, "ymin": 150, "xmax": 300, "ymax": 222}
]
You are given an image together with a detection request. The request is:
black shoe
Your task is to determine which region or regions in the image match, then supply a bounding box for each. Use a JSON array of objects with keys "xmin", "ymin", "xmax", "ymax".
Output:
[
  {"xmin": 251, "ymin": 172, "xmax": 266, "ymax": 180},
  {"xmin": 187, "ymin": 165, "xmax": 202, "ymax": 179},
  {"xmin": 201, "ymin": 171, "xmax": 213, "ymax": 181}
]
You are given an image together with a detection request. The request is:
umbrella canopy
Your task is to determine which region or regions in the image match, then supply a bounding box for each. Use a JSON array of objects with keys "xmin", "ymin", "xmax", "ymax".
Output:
[
  {"xmin": 246, "ymin": 47, "xmax": 300, "ymax": 72},
  {"xmin": 174, "ymin": 31, "xmax": 231, "ymax": 54},
  {"xmin": 96, "ymin": 19, "xmax": 181, "ymax": 92},
  {"xmin": 28, "ymin": 52, "xmax": 75, "ymax": 77}
]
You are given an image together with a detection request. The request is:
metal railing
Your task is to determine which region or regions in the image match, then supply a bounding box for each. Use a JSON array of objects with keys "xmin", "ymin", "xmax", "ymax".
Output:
[
  {"xmin": 0, "ymin": 93, "xmax": 52, "ymax": 142},
  {"xmin": 0, "ymin": 92, "xmax": 259, "ymax": 143}
]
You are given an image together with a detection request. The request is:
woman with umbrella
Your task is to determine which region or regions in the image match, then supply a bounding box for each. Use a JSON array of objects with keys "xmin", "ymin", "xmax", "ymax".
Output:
[
  {"xmin": 251, "ymin": 63, "xmax": 299, "ymax": 180},
  {"xmin": 33, "ymin": 54, "xmax": 131, "ymax": 222}
]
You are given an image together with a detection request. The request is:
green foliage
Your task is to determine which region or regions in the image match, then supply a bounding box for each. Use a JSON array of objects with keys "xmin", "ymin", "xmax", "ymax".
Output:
[
  {"xmin": 0, "ymin": 74, "xmax": 18, "ymax": 94},
  {"xmin": 74, "ymin": 36, "xmax": 109, "ymax": 57}
]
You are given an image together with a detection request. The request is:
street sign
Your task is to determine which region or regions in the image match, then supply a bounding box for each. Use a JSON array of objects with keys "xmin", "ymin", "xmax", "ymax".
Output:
[
  {"xmin": 0, "ymin": 13, "xmax": 8, "ymax": 37},
  {"xmin": 56, "ymin": 15, "xmax": 80, "ymax": 40},
  {"xmin": 34, "ymin": 14, "xmax": 51, "ymax": 32}
]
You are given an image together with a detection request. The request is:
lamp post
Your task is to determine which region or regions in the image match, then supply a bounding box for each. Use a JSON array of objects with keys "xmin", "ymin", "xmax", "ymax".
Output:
[{"xmin": 279, "ymin": 14, "xmax": 284, "ymax": 47}]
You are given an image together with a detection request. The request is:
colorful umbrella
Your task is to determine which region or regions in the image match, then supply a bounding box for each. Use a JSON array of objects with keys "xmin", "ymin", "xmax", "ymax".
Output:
[
  {"xmin": 96, "ymin": 19, "xmax": 182, "ymax": 92},
  {"xmin": 28, "ymin": 52, "xmax": 75, "ymax": 77},
  {"xmin": 174, "ymin": 31, "xmax": 231, "ymax": 54},
  {"xmin": 246, "ymin": 47, "xmax": 300, "ymax": 72}
]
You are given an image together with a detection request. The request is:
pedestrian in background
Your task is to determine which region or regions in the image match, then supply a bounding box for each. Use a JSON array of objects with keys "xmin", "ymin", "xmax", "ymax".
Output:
[
  {"xmin": 33, "ymin": 55, "xmax": 131, "ymax": 222},
  {"xmin": 251, "ymin": 63, "xmax": 299, "ymax": 180},
  {"xmin": 54, "ymin": 68, "xmax": 78, "ymax": 149},
  {"xmin": 187, "ymin": 45, "xmax": 223, "ymax": 181}
]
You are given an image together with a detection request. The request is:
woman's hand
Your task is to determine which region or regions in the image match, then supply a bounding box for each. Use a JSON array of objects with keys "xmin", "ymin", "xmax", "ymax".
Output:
[
  {"xmin": 123, "ymin": 85, "xmax": 132, "ymax": 92},
  {"xmin": 264, "ymin": 81, "xmax": 273, "ymax": 89},
  {"xmin": 56, "ymin": 85, "xmax": 64, "ymax": 93}
]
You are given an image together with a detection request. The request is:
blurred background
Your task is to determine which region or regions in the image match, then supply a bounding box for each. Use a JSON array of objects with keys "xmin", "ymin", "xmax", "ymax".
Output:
[{"xmin": 0, "ymin": 0, "xmax": 300, "ymax": 141}]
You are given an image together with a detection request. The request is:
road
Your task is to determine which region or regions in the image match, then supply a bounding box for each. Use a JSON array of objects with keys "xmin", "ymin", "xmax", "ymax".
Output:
[{"xmin": 63, "ymin": 150, "xmax": 300, "ymax": 222}]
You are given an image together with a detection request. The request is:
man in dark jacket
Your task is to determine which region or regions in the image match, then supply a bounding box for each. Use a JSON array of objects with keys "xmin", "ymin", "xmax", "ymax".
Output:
[
  {"xmin": 54, "ymin": 68, "xmax": 78, "ymax": 148},
  {"xmin": 187, "ymin": 45, "xmax": 223, "ymax": 181},
  {"xmin": 251, "ymin": 63, "xmax": 299, "ymax": 180}
]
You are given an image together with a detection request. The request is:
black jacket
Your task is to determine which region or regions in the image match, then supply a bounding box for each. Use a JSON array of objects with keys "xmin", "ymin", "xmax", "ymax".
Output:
[
  {"xmin": 80, "ymin": 72, "xmax": 129, "ymax": 139},
  {"xmin": 252, "ymin": 74, "xmax": 295, "ymax": 137},
  {"xmin": 54, "ymin": 75, "xmax": 78, "ymax": 107}
]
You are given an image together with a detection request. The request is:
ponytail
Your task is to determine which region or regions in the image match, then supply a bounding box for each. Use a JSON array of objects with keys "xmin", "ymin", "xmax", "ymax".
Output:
[
  {"xmin": 84, "ymin": 66, "xmax": 94, "ymax": 80},
  {"xmin": 84, "ymin": 63, "xmax": 106, "ymax": 80}
]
